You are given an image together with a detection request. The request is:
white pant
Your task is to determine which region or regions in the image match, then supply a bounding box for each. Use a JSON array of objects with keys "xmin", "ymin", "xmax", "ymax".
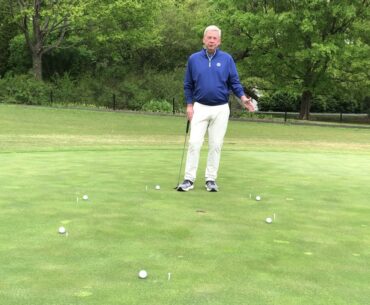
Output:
[{"xmin": 184, "ymin": 102, "xmax": 230, "ymax": 182}]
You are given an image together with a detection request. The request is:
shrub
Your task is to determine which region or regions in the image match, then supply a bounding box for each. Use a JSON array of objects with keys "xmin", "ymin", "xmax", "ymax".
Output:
[
  {"xmin": 312, "ymin": 95, "xmax": 362, "ymax": 113},
  {"xmin": 77, "ymin": 76, "xmax": 113, "ymax": 107},
  {"xmin": 51, "ymin": 74, "xmax": 114, "ymax": 108},
  {"xmin": 114, "ymin": 77, "xmax": 151, "ymax": 110},
  {"xmin": 51, "ymin": 73, "xmax": 82, "ymax": 104},
  {"xmin": 141, "ymin": 99, "xmax": 172, "ymax": 113},
  {"xmin": 0, "ymin": 74, "xmax": 51, "ymax": 105},
  {"xmin": 233, "ymin": 110, "xmax": 273, "ymax": 120},
  {"xmin": 259, "ymin": 91, "xmax": 300, "ymax": 112},
  {"xmin": 361, "ymin": 96, "xmax": 370, "ymax": 118},
  {"xmin": 143, "ymin": 69, "xmax": 184, "ymax": 112}
]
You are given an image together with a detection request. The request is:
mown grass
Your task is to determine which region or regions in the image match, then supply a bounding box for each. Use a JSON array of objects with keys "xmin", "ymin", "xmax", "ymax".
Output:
[{"xmin": 0, "ymin": 104, "xmax": 369, "ymax": 305}]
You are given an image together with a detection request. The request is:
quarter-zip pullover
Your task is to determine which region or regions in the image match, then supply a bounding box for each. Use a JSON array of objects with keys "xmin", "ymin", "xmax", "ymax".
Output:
[{"xmin": 184, "ymin": 48, "xmax": 245, "ymax": 106}]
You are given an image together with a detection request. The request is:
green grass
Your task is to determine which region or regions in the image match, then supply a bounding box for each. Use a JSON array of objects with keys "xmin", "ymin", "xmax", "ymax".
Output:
[{"xmin": 0, "ymin": 104, "xmax": 369, "ymax": 305}]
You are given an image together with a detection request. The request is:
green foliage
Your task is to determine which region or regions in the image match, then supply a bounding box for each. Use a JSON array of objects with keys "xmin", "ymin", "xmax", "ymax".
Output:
[
  {"xmin": 51, "ymin": 73, "xmax": 86, "ymax": 105},
  {"xmin": 51, "ymin": 74, "xmax": 113, "ymax": 107},
  {"xmin": 212, "ymin": 0, "xmax": 370, "ymax": 118},
  {"xmin": 0, "ymin": 75, "xmax": 51, "ymax": 104},
  {"xmin": 361, "ymin": 96, "xmax": 370, "ymax": 117},
  {"xmin": 258, "ymin": 90, "xmax": 362, "ymax": 113},
  {"xmin": 233, "ymin": 111, "xmax": 274, "ymax": 120},
  {"xmin": 1, "ymin": 0, "xmax": 368, "ymax": 119},
  {"xmin": 83, "ymin": 0, "xmax": 164, "ymax": 70},
  {"xmin": 311, "ymin": 95, "xmax": 362, "ymax": 113},
  {"xmin": 137, "ymin": 0, "xmax": 207, "ymax": 71},
  {"xmin": 259, "ymin": 91, "xmax": 300, "ymax": 112},
  {"xmin": 42, "ymin": 45, "xmax": 97, "ymax": 79},
  {"xmin": 0, "ymin": 1, "xmax": 18, "ymax": 77},
  {"xmin": 0, "ymin": 70, "xmax": 182, "ymax": 111},
  {"xmin": 141, "ymin": 99, "xmax": 172, "ymax": 113},
  {"xmin": 8, "ymin": 0, "xmax": 90, "ymax": 80},
  {"xmin": 7, "ymin": 35, "xmax": 32, "ymax": 74},
  {"xmin": 113, "ymin": 75, "xmax": 150, "ymax": 110},
  {"xmin": 142, "ymin": 68, "xmax": 185, "ymax": 111}
]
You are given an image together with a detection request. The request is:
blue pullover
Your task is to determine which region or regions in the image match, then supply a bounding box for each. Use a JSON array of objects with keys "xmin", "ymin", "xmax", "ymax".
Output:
[{"xmin": 184, "ymin": 48, "xmax": 245, "ymax": 106}]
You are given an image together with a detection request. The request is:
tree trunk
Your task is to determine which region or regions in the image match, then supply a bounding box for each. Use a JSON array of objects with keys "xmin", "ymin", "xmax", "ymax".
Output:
[
  {"xmin": 13, "ymin": 0, "xmax": 68, "ymax": 81},
  {"xmin": 299, "ymin": 90, "xmax": 312, "ymax": 120},
  {"xmin": 32, "ymin": 52, "xmax": 43, "ymax": 81}
]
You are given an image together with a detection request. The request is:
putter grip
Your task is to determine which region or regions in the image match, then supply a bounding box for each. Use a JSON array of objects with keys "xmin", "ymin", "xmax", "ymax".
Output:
[{"xmin": 186, "ymin": 120, "xmax": 190, "ymax": 133}]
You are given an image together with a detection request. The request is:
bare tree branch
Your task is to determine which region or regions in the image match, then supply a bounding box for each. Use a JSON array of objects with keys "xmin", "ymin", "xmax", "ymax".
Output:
[
  {"xmin": 42, "ymin": 19, "xmax": 68, "ymax": 54},
  {"xmin": 16, "ymin": 0, "xmax": 26, "ymax": 8},
  {"xmin": 42, "ymin": 16, "xmax": 50, "ymax": 33}
]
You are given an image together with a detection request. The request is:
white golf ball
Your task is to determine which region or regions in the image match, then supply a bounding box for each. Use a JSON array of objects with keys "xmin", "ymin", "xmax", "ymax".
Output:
[
  {"xmin": 265, "ymin": 217, "xmax": 273, "ymax": 224},
  {"xmin": 256, "ymin": 195, "xmax": 261, "ymax": 201},
  {"xmin": 138, "ymin": 270, "xmax": 148, "ymax": 279},
  {"xmin": 58, "ymin": 226, "xmax": 66, "ymax": 234},
  {"xmin": 155, "ymin": 185, "xmax": 160, "ymax": 190},
  {"xmin": 82, "ymin": 195, "xmax": 88, "ymax": 200}
]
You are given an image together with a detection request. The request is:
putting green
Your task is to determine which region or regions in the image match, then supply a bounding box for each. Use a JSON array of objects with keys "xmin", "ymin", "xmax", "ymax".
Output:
[{"xmin": 0, "ymin": 105, "xmax": 369, "ymax": 305}]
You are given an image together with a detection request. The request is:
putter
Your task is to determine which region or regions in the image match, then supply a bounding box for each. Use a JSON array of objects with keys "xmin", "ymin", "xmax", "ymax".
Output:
[{"xmin": 174, "ymin": 120, "xmax": 190, "ymax": 189}]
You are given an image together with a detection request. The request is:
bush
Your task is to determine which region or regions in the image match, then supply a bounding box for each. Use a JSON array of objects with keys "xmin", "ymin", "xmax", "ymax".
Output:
[
  {"xmin": 51, "ymin": 73, "xmax": 82, "ymax": 104},
  {"xmin": 141, "ymin": 99, "xmax": 172, "ymax": 112},
  {"xmin": 0, "ymin": 74, "xmax": 51, "ymax": 105},
  {"xmin": 312, "ymin": 95, "xmax": 362, "ymax": 113},
  {"xmin": 143, "ymin": 69, "xmax": 184, "ymax": 112},
  {"xmin": 113, "ymin": 76, "xmax": 151, "ymax": 110},
  {"xmin": 258, "ymin": 91, "xmax": 300, "ymax": 112},
  {"xmin": 0, "ymin": 70, "xmax": 184, "ymax": 111},
  {"xmin": 51, "ymin": 74, "xmax": 114, "ymax": 108},
  {"xmin": 78, "ymin": 76, "xmax": 113, "ymax": 107},
  {"xmin": 232, "ymin": 110, "xmax": 274, "ymax": 120},
  {"xmin": 361, "ymin": 96, "xmax": 370, "ymax": 117}
]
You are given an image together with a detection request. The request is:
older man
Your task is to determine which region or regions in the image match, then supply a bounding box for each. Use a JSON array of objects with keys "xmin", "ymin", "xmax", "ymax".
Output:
[{"xmin": 177, "ymin": 25, "xmax": 254, "ymax": 192}]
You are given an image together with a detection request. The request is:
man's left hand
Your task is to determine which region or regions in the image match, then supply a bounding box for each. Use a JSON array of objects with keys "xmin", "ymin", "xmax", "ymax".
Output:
[{"xmin": 241, "ymin": 96, "xmax": 255, "ymax": 112}]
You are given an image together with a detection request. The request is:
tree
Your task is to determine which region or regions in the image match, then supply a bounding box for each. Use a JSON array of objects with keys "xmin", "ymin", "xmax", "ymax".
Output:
[
  {"xmin": 80, "ymin": 0, "xmax": 165, "ymax": 73},
  {"xmin": 212, "ymin": 0, "xmax": 370, "ymax": 119},
  {"xmin": 0, "ymin": 1, "xmax": 18, "ymax": 76},
  {"xmin": 138, "ymin": 0, "xmax": 208, "ymax": 71},
  {"xmin": 9, "ymin": 0, "xmax": 85, "ymax": 80}
]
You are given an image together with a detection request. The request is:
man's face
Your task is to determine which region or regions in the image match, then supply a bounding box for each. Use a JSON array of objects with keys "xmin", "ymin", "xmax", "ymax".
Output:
[{"xmin": 203, "ymin": 30, "xmax": 221, "ymax": 53}]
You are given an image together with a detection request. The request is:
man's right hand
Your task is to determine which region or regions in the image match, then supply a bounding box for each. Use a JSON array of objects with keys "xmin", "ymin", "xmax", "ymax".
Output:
[{"xmin": 186, "ymin": 104, "xmax": 194, "ymax": 121}]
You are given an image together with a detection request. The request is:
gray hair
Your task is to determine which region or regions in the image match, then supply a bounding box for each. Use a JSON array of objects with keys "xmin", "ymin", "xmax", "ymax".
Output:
[{"xmin": 204, "ymin": 25, "xmax": 221, "ymax": 38}]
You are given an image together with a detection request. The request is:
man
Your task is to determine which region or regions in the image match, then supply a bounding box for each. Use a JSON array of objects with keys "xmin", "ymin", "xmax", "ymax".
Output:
[{"xmin": 177, "ymin": 25, "xmax": 255, "ymax": 192}]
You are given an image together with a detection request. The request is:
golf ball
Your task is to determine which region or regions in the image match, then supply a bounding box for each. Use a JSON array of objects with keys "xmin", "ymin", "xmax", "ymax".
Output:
[
  {"xmin": 138, "ymin": 270, "xmax": 148, "ymax": 279},
  {"xmin": 256, "ymin": 195, "xmax": 261, "ymax": 201},
  {"xmin": 155, "ymin": 185, "xmax": 160, "ymax": 190},
  {"xmin": 58, "ymin": 226, "xmax": 66, "ymax": 234},
  {"xmin": 265, "ymin": 217, "xmax": 273, "ymax": 224},
  {"xmin": 82, "ymin": 195, "xmax": 88, "ymax": 200}
]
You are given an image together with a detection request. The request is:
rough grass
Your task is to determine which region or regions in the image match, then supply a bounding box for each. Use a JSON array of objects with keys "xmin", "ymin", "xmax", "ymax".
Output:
[{"xmin": 0, "ymin": 104, "xmax": 369, "ymax": 305}]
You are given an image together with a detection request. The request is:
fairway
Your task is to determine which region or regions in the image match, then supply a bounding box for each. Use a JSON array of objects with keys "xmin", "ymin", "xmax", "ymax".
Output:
[{"xmin": 0, "ymin": 105, "xmax": 369, "ymax": 305}]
